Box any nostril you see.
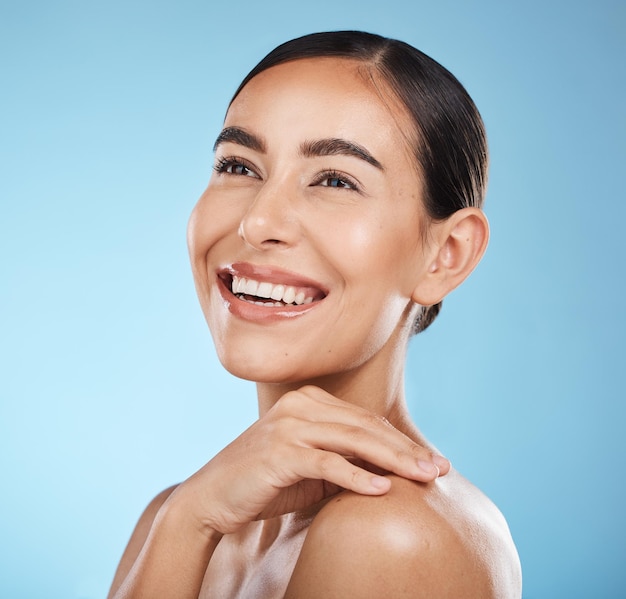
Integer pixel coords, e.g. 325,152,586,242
238,198,300,250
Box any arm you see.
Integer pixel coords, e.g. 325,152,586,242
109,486,223,599
109,387,451,598
108,486,177,598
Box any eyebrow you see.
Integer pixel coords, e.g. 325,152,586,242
213,127,266,153
213,127,384,171
300,138,384,171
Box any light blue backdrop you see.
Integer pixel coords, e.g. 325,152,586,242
1,1,624,597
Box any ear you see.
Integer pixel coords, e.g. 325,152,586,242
411,207,489,306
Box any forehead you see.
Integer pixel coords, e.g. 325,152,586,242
224,57,414,159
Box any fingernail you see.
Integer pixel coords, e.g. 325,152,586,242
432,455,450,470
370,475,390,490
418,459,439,475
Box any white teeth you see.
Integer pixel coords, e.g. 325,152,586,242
257,281,272,298
270,284,285,301
245,298,284,307
282,286,296,304
244,279,259,295
231,275,316,306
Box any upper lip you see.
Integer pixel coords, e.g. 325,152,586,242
218,262,329,298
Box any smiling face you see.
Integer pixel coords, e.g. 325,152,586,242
188,57,436,385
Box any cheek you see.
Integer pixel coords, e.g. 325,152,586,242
319,212,386,271
187,198,229,314
331,213,421,293
186,201,204,262
319,213,420,348
187,205,214,294
188,190,237,267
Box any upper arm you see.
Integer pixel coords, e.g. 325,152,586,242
285,476,509,599
107,485,179,599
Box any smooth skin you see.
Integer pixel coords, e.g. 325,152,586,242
109,57,521,598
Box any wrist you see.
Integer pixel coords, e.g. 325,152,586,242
157,483,224,549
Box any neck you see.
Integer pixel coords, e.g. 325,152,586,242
255,318,421,439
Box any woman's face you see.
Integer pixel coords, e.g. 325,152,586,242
188,57,434,384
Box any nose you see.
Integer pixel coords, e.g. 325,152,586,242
238,183,301,251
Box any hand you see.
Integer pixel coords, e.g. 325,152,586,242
171,385,450,535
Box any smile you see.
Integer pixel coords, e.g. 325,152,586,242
216,263,328,321
231,276,316,307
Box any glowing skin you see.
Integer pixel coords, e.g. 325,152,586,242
188,58,432,394
109,55,520,599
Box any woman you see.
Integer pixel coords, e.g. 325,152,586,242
109,31,522,598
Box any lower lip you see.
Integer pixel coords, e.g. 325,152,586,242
217,276,322,323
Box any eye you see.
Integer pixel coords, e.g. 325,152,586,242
314,170,360,191
214,157,259,178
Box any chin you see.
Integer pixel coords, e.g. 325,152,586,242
216,346,296,384
215,342,348,386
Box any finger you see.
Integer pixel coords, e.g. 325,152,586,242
272,387,450,478
294,449,392,495
296,421,441,482
432,454,451,476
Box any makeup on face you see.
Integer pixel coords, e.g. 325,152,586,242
187,57,428,382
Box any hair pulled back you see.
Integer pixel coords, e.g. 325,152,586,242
229,31,488,334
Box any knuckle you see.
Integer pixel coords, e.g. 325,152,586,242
393,446,408,464
364,411,389,430
404,441,418,456
379,416,394,428
347,424,368,444
410,443,429,458
274,391,301,414
350,466,362,487
274,386,321,418
395,445,418,469
315,451,337,476
299,384,319,396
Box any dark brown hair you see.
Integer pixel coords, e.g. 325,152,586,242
230,31,488,333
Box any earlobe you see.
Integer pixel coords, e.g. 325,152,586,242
411,208,489,306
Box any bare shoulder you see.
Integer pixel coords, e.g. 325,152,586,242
285,472,521,599
107,485,179,599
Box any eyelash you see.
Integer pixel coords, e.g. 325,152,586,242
214,156,360,192
312,170,360,192
214,156,258,178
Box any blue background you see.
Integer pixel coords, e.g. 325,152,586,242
1,1,624,597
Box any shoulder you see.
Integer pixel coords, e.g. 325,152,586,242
285,473,521,599
107,485,179,598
